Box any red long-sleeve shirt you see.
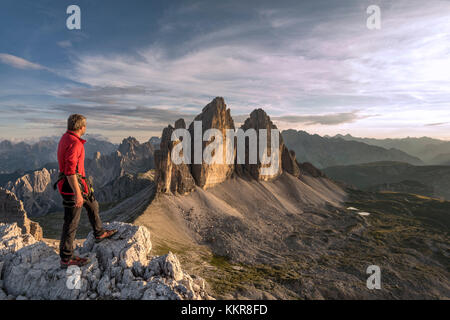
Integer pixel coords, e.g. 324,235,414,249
57,130,89,195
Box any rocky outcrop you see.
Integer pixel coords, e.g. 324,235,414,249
95,170,155,204
155,97,302,194
0,221,212,300
155,120,196,194
149,137,161,150
117,137,155,175
85,150,122,189
189,97,236,189
0,188,42,240
281,148,301,178
4,168,60,217
237,108,299,180
298,162,325,178
86,137,155,189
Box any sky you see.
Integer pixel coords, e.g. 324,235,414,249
0,0,449,143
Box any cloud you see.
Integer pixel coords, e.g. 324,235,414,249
57,40,72,48
272,111,376,125
50,103,196,125
424,122,448,127
0,53,46,70
61,0,450,119
0,104,39,114
3,0,450,141
56,85,168,104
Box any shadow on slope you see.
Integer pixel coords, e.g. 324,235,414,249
134,173,449,300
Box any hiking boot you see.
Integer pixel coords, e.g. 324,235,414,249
95,229,118,243
60,256,90,269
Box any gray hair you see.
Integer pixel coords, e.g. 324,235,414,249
67,114,86,131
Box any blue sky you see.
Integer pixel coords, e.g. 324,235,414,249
1,0,449,143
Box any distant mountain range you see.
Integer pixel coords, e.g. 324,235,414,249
0,135,118,174
4,130,448,175
323,161,450,200
0,137,156,216
282,130,424,169
331,134,450,164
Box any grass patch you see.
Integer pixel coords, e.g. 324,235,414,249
202,254,304,298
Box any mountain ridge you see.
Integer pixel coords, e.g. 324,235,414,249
281,130,424,168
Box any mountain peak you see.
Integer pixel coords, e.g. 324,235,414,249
242,108,278,131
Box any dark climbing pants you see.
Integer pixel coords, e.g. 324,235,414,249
59,194,105,260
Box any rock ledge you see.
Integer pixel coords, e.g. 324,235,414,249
0,221,212,300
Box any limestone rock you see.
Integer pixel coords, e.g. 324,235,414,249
154,98,303,195
0,288,6,300
4,168,60,217
0,188,42,240
0,221,212,300
144,252,184,281
85,137,155,189
0,223,37,256
95,172,154,203
281,147,301,178
237,109,284,181
298,162,325,178
189,97,236,189
155,119,196,195
80,221,152,276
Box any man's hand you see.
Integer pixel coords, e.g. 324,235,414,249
67,174,84,208
74,192,84,208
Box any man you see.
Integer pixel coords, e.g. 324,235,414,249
56,114,117,268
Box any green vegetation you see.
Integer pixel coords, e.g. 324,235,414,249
203,254,306,299
151,240,191,256
346,189,450,232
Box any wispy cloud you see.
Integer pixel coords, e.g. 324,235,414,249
61,1,450,121
0,53,46,70
272,111,376,125
57,40,72,48
424,122,448,127
55,85,168,104
2,0,450,142
50,103,195,126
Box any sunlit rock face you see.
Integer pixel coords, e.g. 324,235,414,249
4,168,60,217
0,187,42,240
237,108,299,181
155,119,196,195
154,97,302,194
188,97,236,189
